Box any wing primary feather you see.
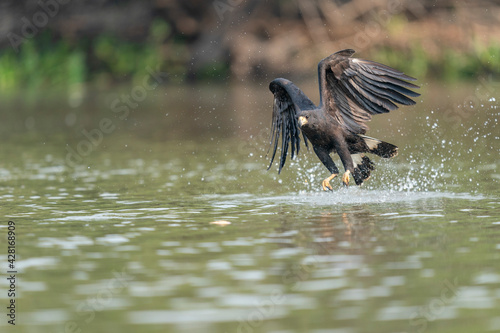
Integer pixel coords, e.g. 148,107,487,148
350,76,415,106
320,51,420,134
347,77,398,111
267,79,314,173
303,132,309,149
267,110,281,170
337,78,390,114
359,70,420,89
266,100,278,155
356,60,417,81
279,109,290,173
289,111,296,160
359,76,420,97
355,78,415,105
356,75,420,100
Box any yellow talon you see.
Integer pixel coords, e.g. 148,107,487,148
321,173,337,191
342,170,351,187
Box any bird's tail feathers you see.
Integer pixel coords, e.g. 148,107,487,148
351,154,375,185
359,135,398,158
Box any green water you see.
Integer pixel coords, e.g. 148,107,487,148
0,81,499,333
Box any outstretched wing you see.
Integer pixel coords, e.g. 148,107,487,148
321,49,420,134
268,78,315,173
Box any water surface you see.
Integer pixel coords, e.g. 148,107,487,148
0,81,499,333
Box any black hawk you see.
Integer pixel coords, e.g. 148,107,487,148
268,49,420,189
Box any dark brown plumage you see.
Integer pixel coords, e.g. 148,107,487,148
268,49,420,189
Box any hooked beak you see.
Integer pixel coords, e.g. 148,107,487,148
298,116,308,127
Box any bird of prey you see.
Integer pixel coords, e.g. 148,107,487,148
268,49,420,190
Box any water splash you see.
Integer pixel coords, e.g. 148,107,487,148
274,98,499,197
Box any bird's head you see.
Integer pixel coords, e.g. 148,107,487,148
298,111,318,129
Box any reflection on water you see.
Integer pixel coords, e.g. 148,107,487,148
0,81,499,332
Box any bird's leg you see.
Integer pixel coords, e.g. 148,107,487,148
322,173,338,191
334,138,354,187
313,146,339,191
342,170,351,187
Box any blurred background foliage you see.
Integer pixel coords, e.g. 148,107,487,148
1,0,500,93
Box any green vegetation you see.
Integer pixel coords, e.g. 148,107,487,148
0,19,187,93
1,17,500,93
0,34,84,93
372,42,500,82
